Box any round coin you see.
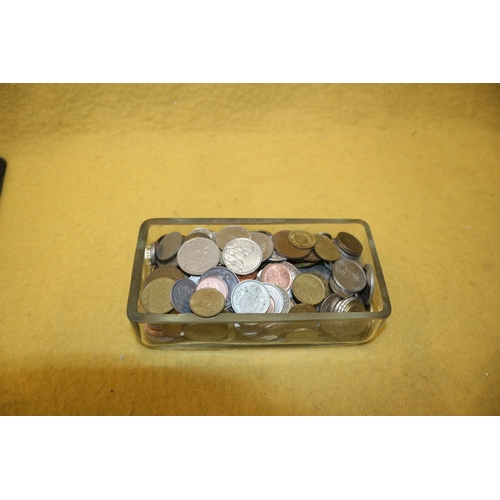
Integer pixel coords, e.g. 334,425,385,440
261,263,293,291
286,328,319,343
288,230,316,249
272,230,311,260
291,273,325,305
231,280,271,313
156,231,183,263
196,276,229,300
262,283,285,313
335,232,363,258
189,288,225,317
170,278,197,313
143,265,185,287
222,238,262,275
358,263,375,306
215,225,251,250
314,234,342,262
200,266,239,309
184,323,228,341
332,258,366,293
250,231,275,261
140,277,175,313
177,237,220,275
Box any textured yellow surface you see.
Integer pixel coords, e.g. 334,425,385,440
1,84,499,415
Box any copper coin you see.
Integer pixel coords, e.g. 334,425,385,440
196,276,229,300
261,263,293,291
272,230,311,260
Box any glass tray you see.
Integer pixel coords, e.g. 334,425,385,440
126,218,391,349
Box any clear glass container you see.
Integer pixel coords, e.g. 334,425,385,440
126,218,391,349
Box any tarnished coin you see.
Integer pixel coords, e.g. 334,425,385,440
288,230,316,249
261,263,293,291
140,277,175,313
215,225,251,250
335,297,365,313
231,280,271,313
274,285,291,313
177,237,220,275
170,278,197,313
250,231,275,261
189,288,225,317
291,273,325,305
263,283,285,313
289,303,317,328
196,276,229,300
184,323,228,341
272,230,311,260
222,238,262,275
281,261,300,282
358,263,375,306
335,232,363,258
286,328,319,343
144,323,168,338
156,231,183,263
332,258,366,293
200,266,239,309
314,234,342,262
237,270,259,281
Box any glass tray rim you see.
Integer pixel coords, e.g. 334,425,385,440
126,217,392,325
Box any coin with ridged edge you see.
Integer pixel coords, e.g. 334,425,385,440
291,273,325,305
288,230,316,249
177,237,220,275
332,258,366,293
222,238,262,275
314,234,342,262
335,232,363,258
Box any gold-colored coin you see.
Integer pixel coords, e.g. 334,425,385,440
291,273,325,305
314,234,342,262
140,277,175,313
289,303,317,328
311,273,330,300
189,288,225,317
288,230,316,249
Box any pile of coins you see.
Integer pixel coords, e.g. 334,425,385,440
140,226,375,322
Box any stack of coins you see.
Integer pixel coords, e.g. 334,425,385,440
141,226,375,328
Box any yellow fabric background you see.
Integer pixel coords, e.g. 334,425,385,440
0,83,498,415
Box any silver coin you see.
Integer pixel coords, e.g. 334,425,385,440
231,280,271,313
189,275,200,284
177,237,220,275
170,278,197,313
332,258,366,293
335,296,365,313
329,275,353,298
222,238,262,275
189,227,214,239
200,266,239,309
274,284,291,313
320,293,342,312
268,250,286,262
262,283,285,313
250,231,275,261
358,263,375,306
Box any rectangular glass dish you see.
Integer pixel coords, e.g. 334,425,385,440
126,218,391,349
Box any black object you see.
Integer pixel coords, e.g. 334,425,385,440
0,158,6,195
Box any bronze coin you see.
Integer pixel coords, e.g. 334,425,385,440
140,277,175,313
291,273,325,305
314,234,342,262
288,230,316,249
184,323,228,341
272,230,311,260
335,232,363,258
143,266,185,287
189,288,225,317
